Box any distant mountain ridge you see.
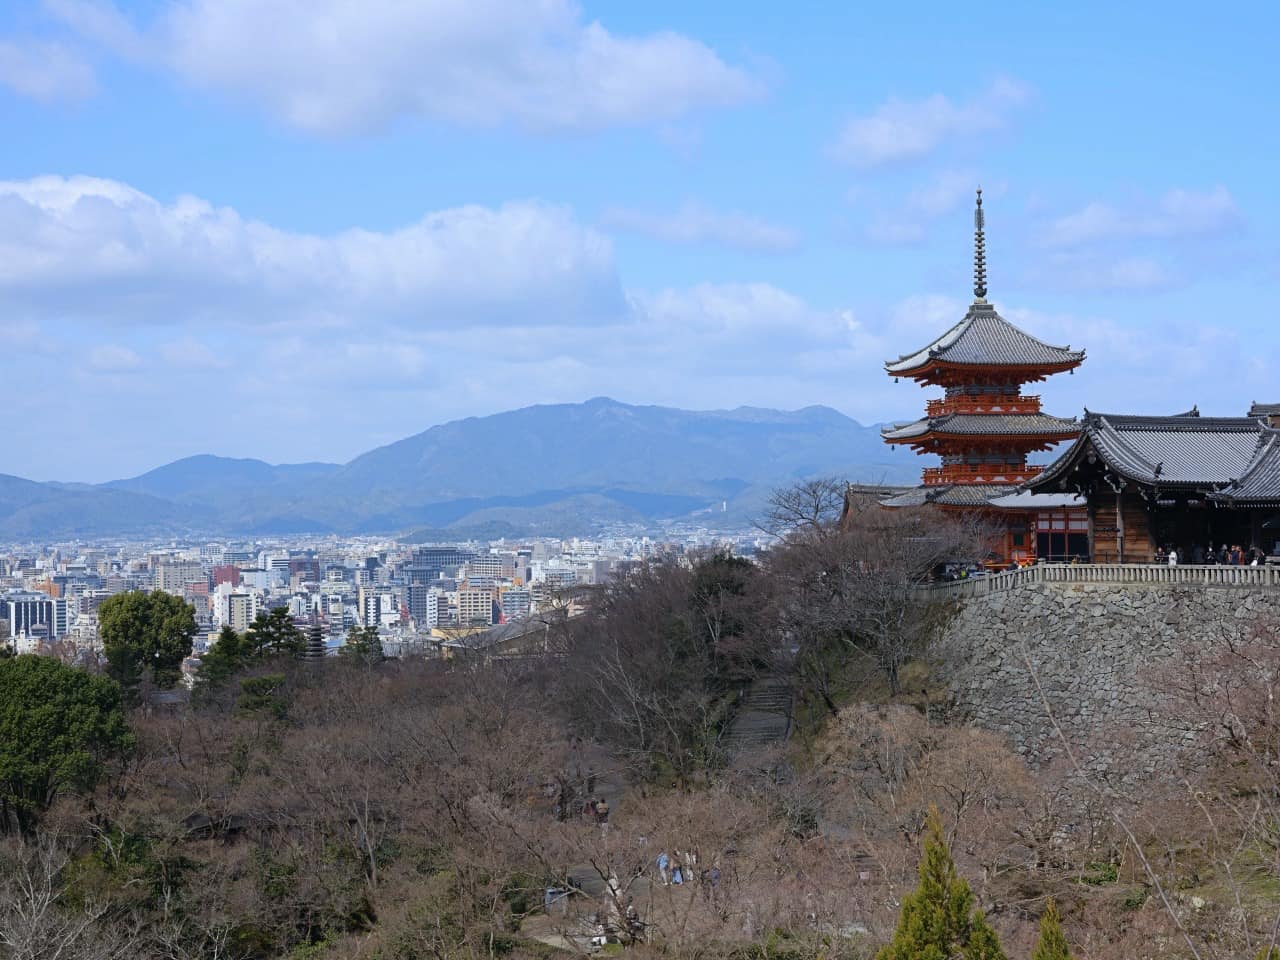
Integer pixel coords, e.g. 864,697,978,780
0,398,918,539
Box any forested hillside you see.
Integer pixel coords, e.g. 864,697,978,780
2,496,1278,959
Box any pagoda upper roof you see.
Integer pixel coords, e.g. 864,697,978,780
885,301,1085,377
882,411,1079,442
1030,411,1269,490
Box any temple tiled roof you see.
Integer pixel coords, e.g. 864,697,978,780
882,412,1079,442
885,301,1085,375
1031,412,1268,490
1250,402,1280,417
1211,430,1280,505
878,484,1017,508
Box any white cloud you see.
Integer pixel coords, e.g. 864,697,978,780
0,175,626,327
601,201,798,251
831,77,1032,168
862,218,926,247
0,38,96,103
88,343,141,371
48,0,762,135
906,171,1003,219
1027,253,1177,293
159,337,228,369
1043,186,1241,247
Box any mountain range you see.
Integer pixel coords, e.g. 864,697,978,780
0,398,919,539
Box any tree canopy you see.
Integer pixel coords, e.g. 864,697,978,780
341,624,383,664
876,808,1006,960
244,607,305,659
99,590,197,694
1032,899,1073,960
0,655,134,835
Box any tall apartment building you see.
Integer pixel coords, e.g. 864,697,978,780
155,560,205,595
465,555,516,579
407,583,441,628
499,589,531,622
0,591,56,639
213,586,260,632
456,589,495,626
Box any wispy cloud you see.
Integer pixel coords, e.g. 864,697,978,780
601,201,799,252
45,0,764,136
831,77,1032,168
1043,186,1241,247
88,343,142,372
0,38,95,103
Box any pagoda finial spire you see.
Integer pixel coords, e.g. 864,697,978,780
973,187,988,302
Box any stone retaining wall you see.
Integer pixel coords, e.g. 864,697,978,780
938,582,1280,777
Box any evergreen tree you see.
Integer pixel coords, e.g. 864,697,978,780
875,809,1006,960
0,655,134,835
244,607,305,658
195,625,247,692
99,590,198,696
1031,899,1072,960
341,624,383,665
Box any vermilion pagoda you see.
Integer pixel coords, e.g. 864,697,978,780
880,190,1089,564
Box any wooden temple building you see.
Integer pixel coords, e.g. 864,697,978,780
1025,409,1280,561
879,190,1088,564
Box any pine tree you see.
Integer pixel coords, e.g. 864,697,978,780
341,624,383,665
875,808,1006,960
1031,899,1072,960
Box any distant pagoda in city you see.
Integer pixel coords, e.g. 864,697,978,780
880,190,1087,564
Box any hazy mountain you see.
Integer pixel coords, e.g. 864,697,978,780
107,455,340,502
0,474,210,540
0,398,917,538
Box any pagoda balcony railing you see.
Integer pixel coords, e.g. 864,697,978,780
926,395,1042,417
922,464,1043,486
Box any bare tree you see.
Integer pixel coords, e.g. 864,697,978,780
758,477,847,539
768,501,988,701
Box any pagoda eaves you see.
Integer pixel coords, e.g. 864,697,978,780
885,301,1084,386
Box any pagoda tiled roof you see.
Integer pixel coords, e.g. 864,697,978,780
1210,429,1280,506
1031,411,1268,490
881,412,1079,442
885,301,1084,375
879,484,1017,508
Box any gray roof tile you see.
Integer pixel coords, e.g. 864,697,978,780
879,484,1017,508
885,301,1085,375
1032,412,1267,489
1211,430,1280,504
882,412,1079,441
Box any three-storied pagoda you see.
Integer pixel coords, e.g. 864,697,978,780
880,190,1088,564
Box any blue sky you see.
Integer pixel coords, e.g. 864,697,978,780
0,0,1276,481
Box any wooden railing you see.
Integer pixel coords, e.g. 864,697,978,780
920,562,1280,599
922,464,1043,486
926,395,1043,417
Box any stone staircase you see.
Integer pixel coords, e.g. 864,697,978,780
722,677,793,758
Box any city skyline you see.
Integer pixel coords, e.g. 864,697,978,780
2,2,1278,480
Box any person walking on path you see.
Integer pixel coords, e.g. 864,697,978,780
656,851,670,885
